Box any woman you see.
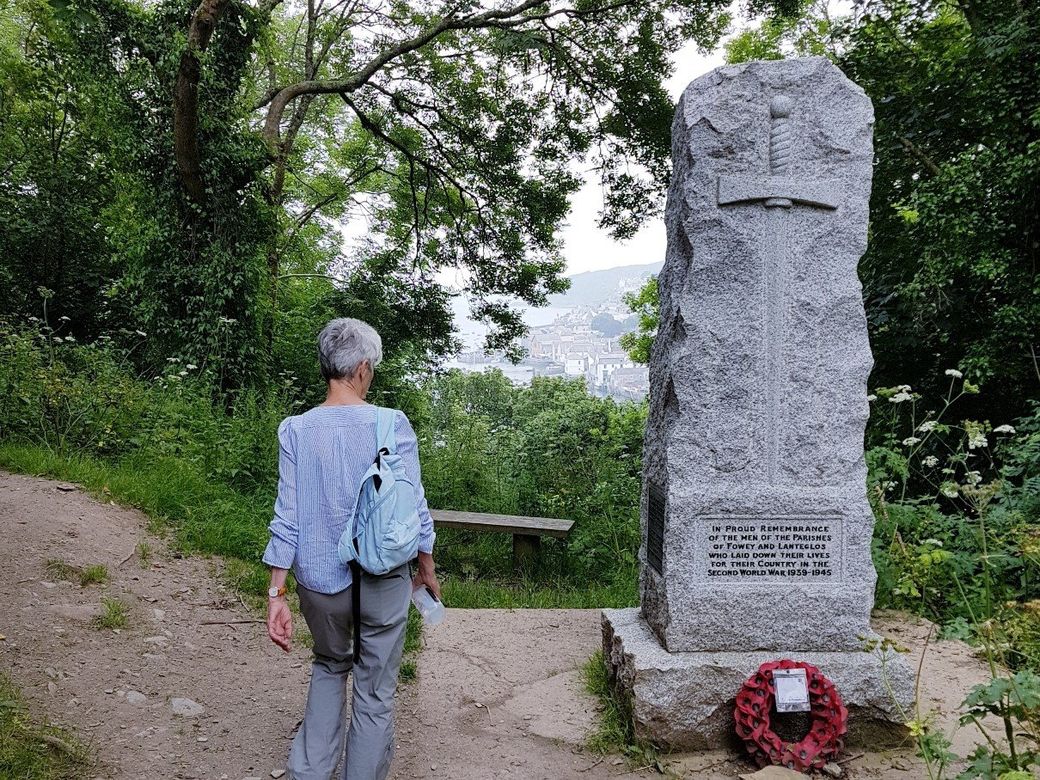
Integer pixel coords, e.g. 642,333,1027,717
263,317,440,780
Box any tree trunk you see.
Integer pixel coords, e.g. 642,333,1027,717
173,0,231,202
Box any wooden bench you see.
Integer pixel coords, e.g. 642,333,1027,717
430,509,574,571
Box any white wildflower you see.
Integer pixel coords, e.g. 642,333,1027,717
965,471,982,486
945,369,963,379
178,370,188,377
166,357,180,363
917,420,938,433
59,315,71,322
186,364,198,371
902,436,922,446
968,432,988,450
922,456,939,467
993,424,1016,434
889,391,913,404
940,483,959,498
866,394,877,402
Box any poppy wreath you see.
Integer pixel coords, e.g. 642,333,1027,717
733,660,848,772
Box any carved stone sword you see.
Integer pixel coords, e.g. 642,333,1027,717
716,96,841,484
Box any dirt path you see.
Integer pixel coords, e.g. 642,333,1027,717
0,472,635,779
0,471,314,779
0,471,998,779
395,608,639,779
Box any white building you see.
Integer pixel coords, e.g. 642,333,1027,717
564,356,589,377
595,351,634,385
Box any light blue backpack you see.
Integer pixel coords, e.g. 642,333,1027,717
337,406,422,575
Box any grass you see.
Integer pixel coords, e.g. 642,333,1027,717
78,565,107,586
581,651,664,771
0,673,91,778
444,576,636,609
581,650,634,753
43,559,78,582
398,607,423,683
436,528,639,609
91,597,129,630
44,560,107,587
398,659,417,682
136,541,152,565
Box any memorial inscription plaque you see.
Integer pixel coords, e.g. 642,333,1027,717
699,517,841,581
646,482,666,575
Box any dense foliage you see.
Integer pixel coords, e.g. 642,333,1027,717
618,275,657,364
0,0,744,379
843,0,1040,425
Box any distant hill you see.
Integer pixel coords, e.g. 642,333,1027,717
549,261,663,308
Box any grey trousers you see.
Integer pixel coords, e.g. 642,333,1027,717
288,565,411,780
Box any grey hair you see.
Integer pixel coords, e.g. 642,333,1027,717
317,318,383,382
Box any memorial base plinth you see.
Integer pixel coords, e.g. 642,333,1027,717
602,608,914,751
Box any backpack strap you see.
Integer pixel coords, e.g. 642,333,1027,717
375,407,398,456
350,560,362,664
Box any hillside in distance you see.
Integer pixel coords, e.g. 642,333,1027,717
548,261,662,309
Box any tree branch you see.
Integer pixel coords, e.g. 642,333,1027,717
340,94,476,206
898,135,941,177
262,0,548,148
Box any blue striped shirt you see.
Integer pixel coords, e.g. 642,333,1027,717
261,404,436,594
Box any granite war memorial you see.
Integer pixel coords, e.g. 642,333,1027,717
602,57,915,752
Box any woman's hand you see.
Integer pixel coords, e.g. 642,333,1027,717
267,597,293,652
412,551,442,602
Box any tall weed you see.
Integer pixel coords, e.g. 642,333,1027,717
868,377,1040,777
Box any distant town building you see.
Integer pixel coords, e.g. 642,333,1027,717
450,303,649,400
608,366,650,401
594,351,634,386
564,356,588,377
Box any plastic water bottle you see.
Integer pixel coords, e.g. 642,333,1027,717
411,585,445,625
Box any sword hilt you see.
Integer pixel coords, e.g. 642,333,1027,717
766,96,794,209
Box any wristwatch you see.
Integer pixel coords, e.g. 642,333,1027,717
268,585,287,599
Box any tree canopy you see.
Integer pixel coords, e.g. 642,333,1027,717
1,0,743,382
840,0,1039,420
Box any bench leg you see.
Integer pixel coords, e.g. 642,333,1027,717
513,533,541,572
